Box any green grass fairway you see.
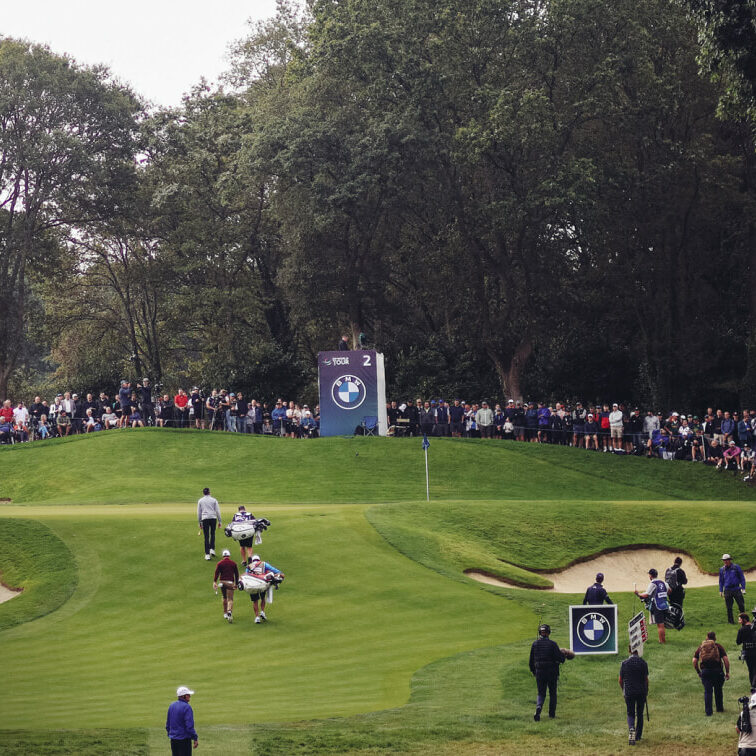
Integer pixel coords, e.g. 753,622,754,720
0,432,754,754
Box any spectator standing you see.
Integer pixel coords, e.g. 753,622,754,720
476,401,494,439
692,631,730,716
737,612,756,688
720,554,747,624
138,379,155,426
174,389,189,429
722,411,736,443
628,408,644,451
190,388,204,430
118,381,131,428
449,399,464,438
609,403,624,451
619,646,649,745
197,487,222,561
338,334,350,351
436,399,450,436
165,686,198,754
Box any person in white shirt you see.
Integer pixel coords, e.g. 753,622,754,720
609,403,625,451
13,402,29,429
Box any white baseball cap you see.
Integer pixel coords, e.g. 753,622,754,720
722,553,732,560
177,686,194,696
250,555,261,563
222,549,231,557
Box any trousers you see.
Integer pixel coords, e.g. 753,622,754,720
535,672,558,716
700,668,724,715
202,518,217,555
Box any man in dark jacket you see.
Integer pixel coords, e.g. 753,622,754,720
529,624,565,720
166,686,198,754
693,631,730,716
619,646,649,745
737,612,756,688
583,573,613,605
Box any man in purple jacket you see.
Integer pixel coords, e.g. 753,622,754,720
166,685,198,754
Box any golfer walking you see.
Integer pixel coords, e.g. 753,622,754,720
619,645,649,745
197,488,222,561
166,685,198,754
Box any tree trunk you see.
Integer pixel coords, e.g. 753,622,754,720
487,336,533,401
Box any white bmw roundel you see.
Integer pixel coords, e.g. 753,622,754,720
331,375,366,410
577,613,610,647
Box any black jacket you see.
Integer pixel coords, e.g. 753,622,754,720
529,636,565,676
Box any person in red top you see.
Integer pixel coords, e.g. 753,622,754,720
213,549,239,623
174,388,189,429
0,400,14,423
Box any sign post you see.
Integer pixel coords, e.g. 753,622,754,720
628,611,648,656
569,605,619,655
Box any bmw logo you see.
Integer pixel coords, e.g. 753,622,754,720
577,613,610,648
331,374,366,410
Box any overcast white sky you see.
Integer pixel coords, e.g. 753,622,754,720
2,0,278,107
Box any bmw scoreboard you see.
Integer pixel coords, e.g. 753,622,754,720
569,605,618,655
317,350,388,436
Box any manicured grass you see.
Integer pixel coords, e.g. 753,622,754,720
0,430,753,505
0,505,529,729
0,518,77,632
367,499,756,587
0,431,752,754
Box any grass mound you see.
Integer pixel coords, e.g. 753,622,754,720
367,499,756,588
1,430,753,505
0,518,77,632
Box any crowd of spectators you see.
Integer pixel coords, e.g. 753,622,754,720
387,398,756,479
1,383,754,480
0,380,321,443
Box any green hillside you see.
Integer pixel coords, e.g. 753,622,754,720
1,428,752,505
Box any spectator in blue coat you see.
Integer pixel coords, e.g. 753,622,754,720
166,685,198,754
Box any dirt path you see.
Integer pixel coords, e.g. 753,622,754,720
467,547,756,593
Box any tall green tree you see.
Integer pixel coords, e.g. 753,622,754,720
0,38,141,398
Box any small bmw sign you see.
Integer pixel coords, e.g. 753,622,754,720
569,605,618,655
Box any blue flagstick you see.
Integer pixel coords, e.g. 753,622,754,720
422,434,430,501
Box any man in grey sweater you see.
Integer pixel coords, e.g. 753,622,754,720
197,487,222,561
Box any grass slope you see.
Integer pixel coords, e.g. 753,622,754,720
367,499,756,588
0,518,77,631
0,430,753,505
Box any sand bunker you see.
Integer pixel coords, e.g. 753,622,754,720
0,583,21,604
467,547,756,593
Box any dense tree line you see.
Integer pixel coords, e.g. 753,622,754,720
2,0,755,408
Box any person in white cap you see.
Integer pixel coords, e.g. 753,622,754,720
166,685,198,754
245,555,284,624
719,554,746,624
213,549,239,623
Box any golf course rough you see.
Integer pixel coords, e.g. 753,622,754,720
0,431,753,755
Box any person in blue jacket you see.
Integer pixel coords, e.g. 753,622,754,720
166,685,198,754
719,553,746,624
584,573,613,605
